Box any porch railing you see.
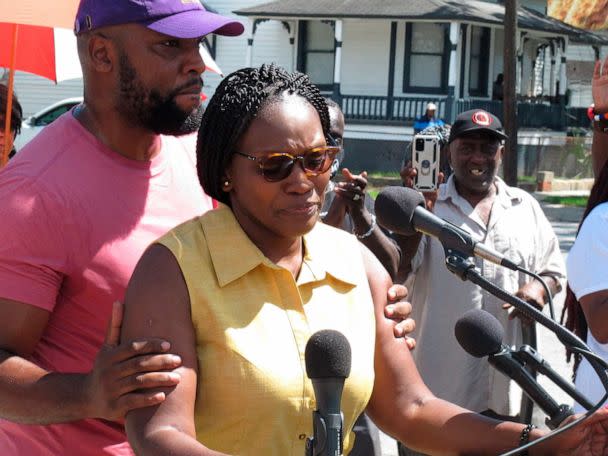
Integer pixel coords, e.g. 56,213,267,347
455,99,569,130
337,94,590,131
340,95,447,122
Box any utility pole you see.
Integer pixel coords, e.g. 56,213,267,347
503,0,518,186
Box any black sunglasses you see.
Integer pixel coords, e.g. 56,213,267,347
234,146,341,182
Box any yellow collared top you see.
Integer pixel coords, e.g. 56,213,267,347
157,204,376,455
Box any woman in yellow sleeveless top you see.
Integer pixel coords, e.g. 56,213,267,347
121,65,608,455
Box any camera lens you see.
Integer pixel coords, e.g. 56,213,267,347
415,138,425,151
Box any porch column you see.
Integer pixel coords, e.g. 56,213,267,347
558,38,568,105
549,41,556,100
463,25,471,99
487,28,496,98
457,24,467,100
533,44,547,97
446,22,459,122
290,21,298,72
516,34,526,96
387,22,397,120
333,19,343,102
245,21,255,67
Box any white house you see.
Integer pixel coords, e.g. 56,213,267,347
211,0,608,172
7,0,607,174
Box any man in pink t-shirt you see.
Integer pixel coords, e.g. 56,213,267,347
0,1,244,454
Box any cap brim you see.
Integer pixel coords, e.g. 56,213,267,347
146,10,244,39
449,127,508,143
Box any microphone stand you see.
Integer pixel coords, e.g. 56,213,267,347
489,346,574,429
305,410,344,456
515,345,594,411
443,249,608,406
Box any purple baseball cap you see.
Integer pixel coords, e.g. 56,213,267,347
74,0,244,38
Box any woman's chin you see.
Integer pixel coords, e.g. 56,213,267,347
284,217,319,239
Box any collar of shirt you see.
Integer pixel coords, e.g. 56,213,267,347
203,204,359,288
439,175,522,209
438,175,523,231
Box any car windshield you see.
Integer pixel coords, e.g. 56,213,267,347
34,103,79,126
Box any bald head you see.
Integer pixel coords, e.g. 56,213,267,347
326,100,345,143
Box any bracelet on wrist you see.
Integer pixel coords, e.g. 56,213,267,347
587,103,608,133
518,423,537,455
356,214,376,239
588,103,608,122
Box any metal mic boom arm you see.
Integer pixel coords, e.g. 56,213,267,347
443,251,608,402
489,348,573,429
515,345,594,411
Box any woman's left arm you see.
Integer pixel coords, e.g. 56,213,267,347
121,244,229,456
360,243,608,455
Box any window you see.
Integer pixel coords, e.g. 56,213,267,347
297,21,335,90
403,23,450,93
468,26,491,97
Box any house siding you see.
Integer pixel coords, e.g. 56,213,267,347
204,0,294,96
9,72,82,117
341,20,391,96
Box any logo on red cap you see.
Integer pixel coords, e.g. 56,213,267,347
471,111,492,127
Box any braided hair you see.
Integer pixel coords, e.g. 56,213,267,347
197,64,331,206
561,160,608,379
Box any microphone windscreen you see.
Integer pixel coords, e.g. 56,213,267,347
454,309,504,358
375,186,425,236
305,329,352,379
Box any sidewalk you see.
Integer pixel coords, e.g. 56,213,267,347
377,192,587,455
526,194,584,428
535,192,586,253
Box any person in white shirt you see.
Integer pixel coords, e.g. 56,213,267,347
396,110,565,454
562,56,608,412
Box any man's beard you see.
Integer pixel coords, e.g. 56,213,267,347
117,53,203,136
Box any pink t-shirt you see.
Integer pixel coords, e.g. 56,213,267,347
0,112,212,455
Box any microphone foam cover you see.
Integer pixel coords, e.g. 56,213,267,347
305,329,352,379
454,309,504,358
375,186,425,236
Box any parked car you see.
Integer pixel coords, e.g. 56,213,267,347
14,97,82,150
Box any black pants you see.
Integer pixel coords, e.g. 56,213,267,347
349,413,381,456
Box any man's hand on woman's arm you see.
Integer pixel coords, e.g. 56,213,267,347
0,298,181,424
385,284,416,350
123,244,228,456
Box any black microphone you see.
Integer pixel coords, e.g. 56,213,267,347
375,186,519,270
305,329,352,456
455,309,574,429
